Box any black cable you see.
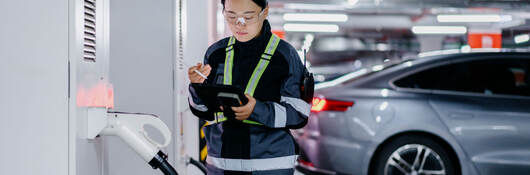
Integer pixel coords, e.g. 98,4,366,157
148,151,208,175
158,159,178,175
149,151,179,175
188,157,207,174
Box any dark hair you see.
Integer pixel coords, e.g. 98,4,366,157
221,0,268,10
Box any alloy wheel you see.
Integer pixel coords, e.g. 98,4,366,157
384,144,446,175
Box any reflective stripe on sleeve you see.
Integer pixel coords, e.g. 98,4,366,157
206,155,298,171
281,96,311,117
273,103,287,128
188,97,208,112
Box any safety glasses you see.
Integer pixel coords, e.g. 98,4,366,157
223,10,264,25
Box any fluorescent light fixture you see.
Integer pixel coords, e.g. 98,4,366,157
284,23,339,33
515,34,530,44
284,3,346,10
283,13,348,22
412,26,467,34
301,34,314,54
437,14,512,23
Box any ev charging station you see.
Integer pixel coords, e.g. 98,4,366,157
0,0,216,174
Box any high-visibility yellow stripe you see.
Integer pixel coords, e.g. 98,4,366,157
242,120,263,125
206,113,263,126
244,35,280,96
224,37,236,85
217,34,280,126
244,59,270,96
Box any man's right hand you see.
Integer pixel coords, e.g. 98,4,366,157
188,63,211,83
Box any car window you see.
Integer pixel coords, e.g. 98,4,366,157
394,58,530,97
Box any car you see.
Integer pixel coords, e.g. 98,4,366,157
294,52,530,175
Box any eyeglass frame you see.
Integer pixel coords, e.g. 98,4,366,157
223,9,265,25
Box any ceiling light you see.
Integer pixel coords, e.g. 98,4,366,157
283,13,348,22
284,3,346,10
412,26,467,34
437,14,512,23
514,34,529,44
284,24,339,33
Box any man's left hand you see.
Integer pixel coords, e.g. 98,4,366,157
232,94,256,121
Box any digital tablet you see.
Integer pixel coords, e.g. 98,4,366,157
191,83,249,112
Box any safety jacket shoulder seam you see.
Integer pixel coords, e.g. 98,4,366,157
276,41,300,64
205,37,231,58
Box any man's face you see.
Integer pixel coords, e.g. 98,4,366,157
224,0,268,42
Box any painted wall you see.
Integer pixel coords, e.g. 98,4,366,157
0,0,69,174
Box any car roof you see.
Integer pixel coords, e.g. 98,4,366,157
316,51,530,91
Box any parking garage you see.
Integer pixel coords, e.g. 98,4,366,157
1,0,529,175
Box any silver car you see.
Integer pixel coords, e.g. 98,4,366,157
295,52,530,175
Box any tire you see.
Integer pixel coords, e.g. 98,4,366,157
371,135,459,175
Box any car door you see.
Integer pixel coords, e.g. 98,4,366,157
394,55,530,175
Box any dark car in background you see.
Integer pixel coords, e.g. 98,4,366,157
295,52,530,175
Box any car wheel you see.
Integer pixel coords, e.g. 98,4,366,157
372,135,458,175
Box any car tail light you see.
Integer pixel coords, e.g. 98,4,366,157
298,159,315,168
311,97,354,112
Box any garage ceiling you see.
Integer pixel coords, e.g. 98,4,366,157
267,0,530,32
260,0,530,66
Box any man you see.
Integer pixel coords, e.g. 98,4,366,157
187,0,311,174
